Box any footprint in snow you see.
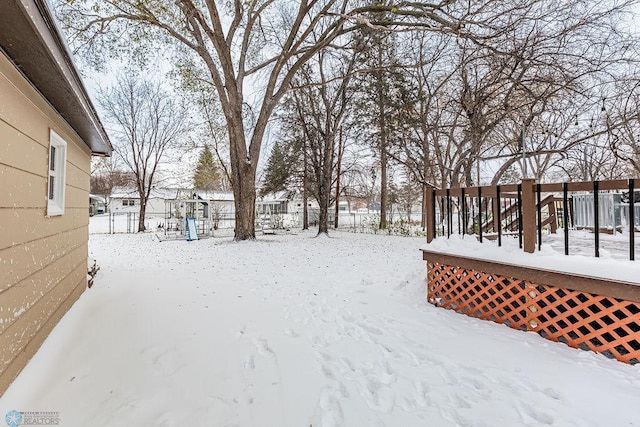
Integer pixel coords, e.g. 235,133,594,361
339,357,357,374
318,386,345,427
461,375,486,391
358,377,395,413
360,279,374,287
357,322,383,336
340,312,356,323
282,307,290,319
284,328,299,337
372,360,396,386
252,338,274,357
320,352,334,362
440,407,488,427
543,387,562,400
452,393,472,409
311,335,328,348
414,380,431,408
403,350,421,367
244,354,255,370
321,364,336,380
399,396,417,411
515,400,554,425
438,367,460,386
394,281,409,291
236,325,246,340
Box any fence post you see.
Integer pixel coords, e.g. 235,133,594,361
425,185,435,243
521,178,536,253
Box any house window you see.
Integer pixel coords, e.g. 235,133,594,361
122,199,135,206
47,130,67,216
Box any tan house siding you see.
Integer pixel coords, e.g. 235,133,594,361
0,50,92,394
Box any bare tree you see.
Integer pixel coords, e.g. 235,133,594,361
55,0,523,240
56,0,640,238
340,161,379,213
187,82,233,191
90,157,135,212
384,0,638,188
99,74,189,232
286,46,357,235
608,80,640,177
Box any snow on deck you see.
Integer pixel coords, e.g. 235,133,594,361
424,232,639,284
1,229,639,426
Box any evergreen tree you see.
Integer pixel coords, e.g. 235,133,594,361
353,26,415,230
260,140,298,197
193,145,219,192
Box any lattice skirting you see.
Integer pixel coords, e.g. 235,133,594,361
427,262,640,364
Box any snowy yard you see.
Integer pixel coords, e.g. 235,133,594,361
1,225,640,426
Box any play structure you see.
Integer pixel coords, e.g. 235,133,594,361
159,198,215,241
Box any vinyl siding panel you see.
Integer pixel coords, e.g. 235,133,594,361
0,165,47,208
0,261,86,358
0,208,88,251
0,273,86,394
0,120,47,177
0,50,92,394
0,227,87,293
0,244,87,334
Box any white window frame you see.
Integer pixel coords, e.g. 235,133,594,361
47,130,67,216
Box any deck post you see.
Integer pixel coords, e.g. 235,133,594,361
521,178,536,253
493,186,502,246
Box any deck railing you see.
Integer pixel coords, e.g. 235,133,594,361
424,178,638,260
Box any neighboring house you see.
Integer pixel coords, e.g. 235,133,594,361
109,187,182,216
193,190,236,219
257,190,320,216
109,188,236,220
89,194,106,216
257,191,320,227
0,0,112,394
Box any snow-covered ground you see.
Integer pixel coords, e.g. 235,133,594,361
1,223,640,426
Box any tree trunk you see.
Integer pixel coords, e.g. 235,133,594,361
377,44,388,230
138,196,146,232
421,135,430,229
317,136,333,236
334,128,343,228
303,139,309,230
225,100,259,240
380,134,388,229
317,184,330,235
421,186,426,230
232,162,257,240
465,158,474,187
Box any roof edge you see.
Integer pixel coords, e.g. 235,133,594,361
35,0,112,155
